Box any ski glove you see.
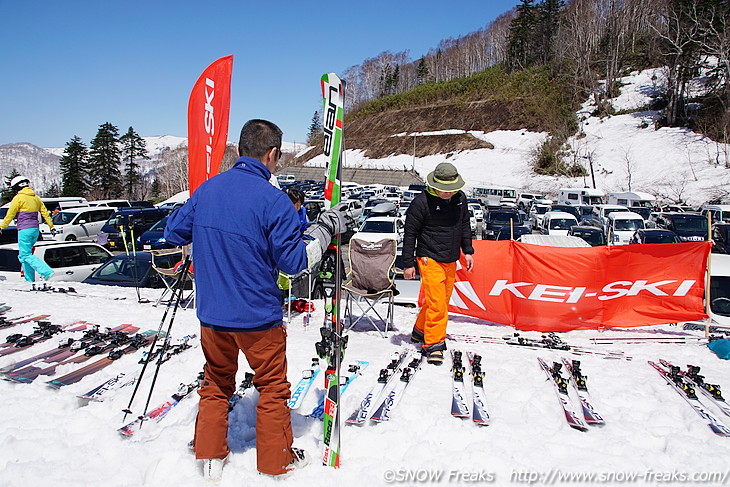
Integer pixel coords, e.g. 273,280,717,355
317,207,348,235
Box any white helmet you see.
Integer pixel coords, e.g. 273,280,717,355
10,175,29,189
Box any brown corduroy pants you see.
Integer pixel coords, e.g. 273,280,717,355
193,325,295,476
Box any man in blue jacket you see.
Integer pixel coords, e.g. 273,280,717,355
165,119,310,480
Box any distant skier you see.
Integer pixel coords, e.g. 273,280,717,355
0,176,56,281
402,162,474,365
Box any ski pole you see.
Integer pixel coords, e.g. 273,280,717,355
129,225,148,304
122,255,191,421
136,255,192,425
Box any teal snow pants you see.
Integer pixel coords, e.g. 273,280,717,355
17,227,54,282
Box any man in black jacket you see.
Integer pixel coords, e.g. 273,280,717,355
402,162,474,365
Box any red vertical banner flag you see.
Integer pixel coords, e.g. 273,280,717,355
187,55,233,195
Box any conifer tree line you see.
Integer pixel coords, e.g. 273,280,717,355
59,123,153,200
341,0,730,140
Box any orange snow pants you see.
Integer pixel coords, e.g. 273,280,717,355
194,325,295,476
413,257,456,351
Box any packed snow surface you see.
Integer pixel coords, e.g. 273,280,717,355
0,280,729,486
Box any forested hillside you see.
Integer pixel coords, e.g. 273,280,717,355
298,0,730,170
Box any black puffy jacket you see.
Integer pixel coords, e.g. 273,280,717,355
402,190,474,268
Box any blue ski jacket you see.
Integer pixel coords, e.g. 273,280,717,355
164,156,308,331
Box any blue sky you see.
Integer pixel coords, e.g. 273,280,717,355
0,1,520,149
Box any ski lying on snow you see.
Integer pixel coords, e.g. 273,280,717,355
0,320,86,356
6,325,139,383
658,360,730,419
648,361,730,437
46,330,158,389
119,371,206,437
346,349,410,425
537,357,588,432
450,350,470,418
370,354,424,423
561,358,605,425
288,358,320,409
466,352,490,426
0,314,51,329
79,334,197,402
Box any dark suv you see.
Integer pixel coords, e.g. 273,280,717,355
98,208,167,251
651,212,708,242
483,209,522,240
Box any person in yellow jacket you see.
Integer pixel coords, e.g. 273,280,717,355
0,176,56,281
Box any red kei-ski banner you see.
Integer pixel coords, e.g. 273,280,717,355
420,240,711,332
187,55,233,195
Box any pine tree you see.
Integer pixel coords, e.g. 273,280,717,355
306,111,322,145
507,0,537,70
88,122,123,199
59,135,90,197
1,169,21,204
416,57,430,85
46,182,61,197
120,126,149,200
150,178,161,199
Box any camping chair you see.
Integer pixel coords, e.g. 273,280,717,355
150,248,195,309
343,237,398,338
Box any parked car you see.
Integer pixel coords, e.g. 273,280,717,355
529,204,551,230
540,211,579,236
712,223,730,254
84,251,179,288
606,211,645,245
88,199,132,208
352,216,405,246
0,241,112,282
629,228,681,244
651,212,709,242
550,204,582,222
0,225,20,245
136,216,172,250
483,209,522,239
39,207,115,242
496,226,532,241
567,225,607,246
468,203,484,223
97,208,167,251
588,204,629,233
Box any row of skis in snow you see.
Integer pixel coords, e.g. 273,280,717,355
288,348,424,424
0,313,196,390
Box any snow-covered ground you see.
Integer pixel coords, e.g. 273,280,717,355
305,67,730,207
1,280,729,486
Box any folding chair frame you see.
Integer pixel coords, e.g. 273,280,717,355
342,238,398,338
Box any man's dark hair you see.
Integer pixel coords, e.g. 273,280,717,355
238,119,283,160
286,188,305,205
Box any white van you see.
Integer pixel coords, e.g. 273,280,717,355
608,191,656,209
471,185,517,207
701,204,730,224
276,174,296,184
558,187,605,206
40,206,115,242
540,211,578,236
607,211,645,245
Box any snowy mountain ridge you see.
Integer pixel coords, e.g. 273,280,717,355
0,137,306,192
